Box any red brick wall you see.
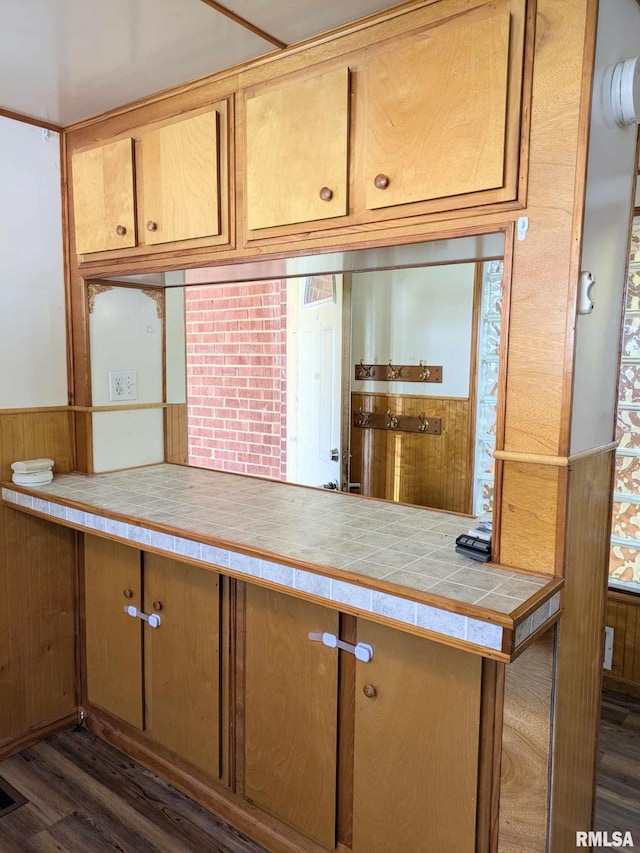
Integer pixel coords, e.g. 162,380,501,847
185,279,287,479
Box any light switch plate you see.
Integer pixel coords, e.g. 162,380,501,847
603,626,614,671
108,370,138,402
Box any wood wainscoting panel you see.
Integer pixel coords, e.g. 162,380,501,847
604,592,640,697
0,410,76,746
550,449,616,849
498,631,555,853
550,451,615,851
164,404,188,464
350,393,471,513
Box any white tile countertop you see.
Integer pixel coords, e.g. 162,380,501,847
1,463,562,661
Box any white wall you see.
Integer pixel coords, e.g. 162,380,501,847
165,286,186,404
351,264,476,397
0,116,67,407
571,0,640,452
89,285,164,471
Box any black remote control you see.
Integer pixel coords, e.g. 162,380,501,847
455,534,492,555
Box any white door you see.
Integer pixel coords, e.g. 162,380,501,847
287,275,342,488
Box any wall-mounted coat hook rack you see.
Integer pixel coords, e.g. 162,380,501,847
354,361,442,383
352,410,442,435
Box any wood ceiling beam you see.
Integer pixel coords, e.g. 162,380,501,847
199,0,287,49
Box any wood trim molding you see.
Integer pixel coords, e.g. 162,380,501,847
71,403,168,413
0,711,78,762
0,406,72,415
608,589,640,607
61,0,459,134
0,107,63,133
493,441,618,468
198,0,287,49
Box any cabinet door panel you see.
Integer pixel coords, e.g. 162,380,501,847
244,585,339,848
140,111,220,245
72,139,136,254
143,553,220,778
246,68,349,230
364,11,511,210
353,619,482,853
84,535,143,728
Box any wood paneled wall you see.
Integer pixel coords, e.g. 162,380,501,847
498,632,555,853
164,404,188,465
604,591,640,697
0,410,77,752
350,392,472,514
550,449,615,850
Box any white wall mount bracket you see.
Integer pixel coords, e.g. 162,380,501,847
517,216,529,241
578,270,596,315
611,57,640,127
123,604,161,628
308,631,373,663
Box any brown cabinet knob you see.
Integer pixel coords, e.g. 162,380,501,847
123,589,134,599
146,220,158,232
152,601,163,612
363,683,377,699
374,174,390,190
115,224,127,236
319,187,333,201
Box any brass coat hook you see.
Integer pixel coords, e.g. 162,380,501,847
359,359,373,379
419,360,431,381
387,360,400,380
386,410,399,429
356,407,371,427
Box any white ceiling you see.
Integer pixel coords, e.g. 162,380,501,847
0,0,400,127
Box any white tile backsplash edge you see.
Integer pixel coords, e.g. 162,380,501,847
2,486,562,657
514,592,562,647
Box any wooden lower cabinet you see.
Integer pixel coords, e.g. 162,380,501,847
143,553,221,777
242,585,485,852
84,549,490,851
244,584,340,848
83,536,221,778
84,536,143,729
352,619,483,853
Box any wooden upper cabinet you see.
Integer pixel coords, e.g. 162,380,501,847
139,111,220,245
71,107,225,256
245,67,350,230
363,10,512,211
71,139,136,254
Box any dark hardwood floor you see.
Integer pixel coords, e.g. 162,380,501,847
0,730,266,852
594,690,640,847
0,690,638,852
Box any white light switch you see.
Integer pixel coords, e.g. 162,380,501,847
108,370,138,402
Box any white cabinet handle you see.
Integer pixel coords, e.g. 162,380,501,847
123,604,162,629
308,631,373,663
